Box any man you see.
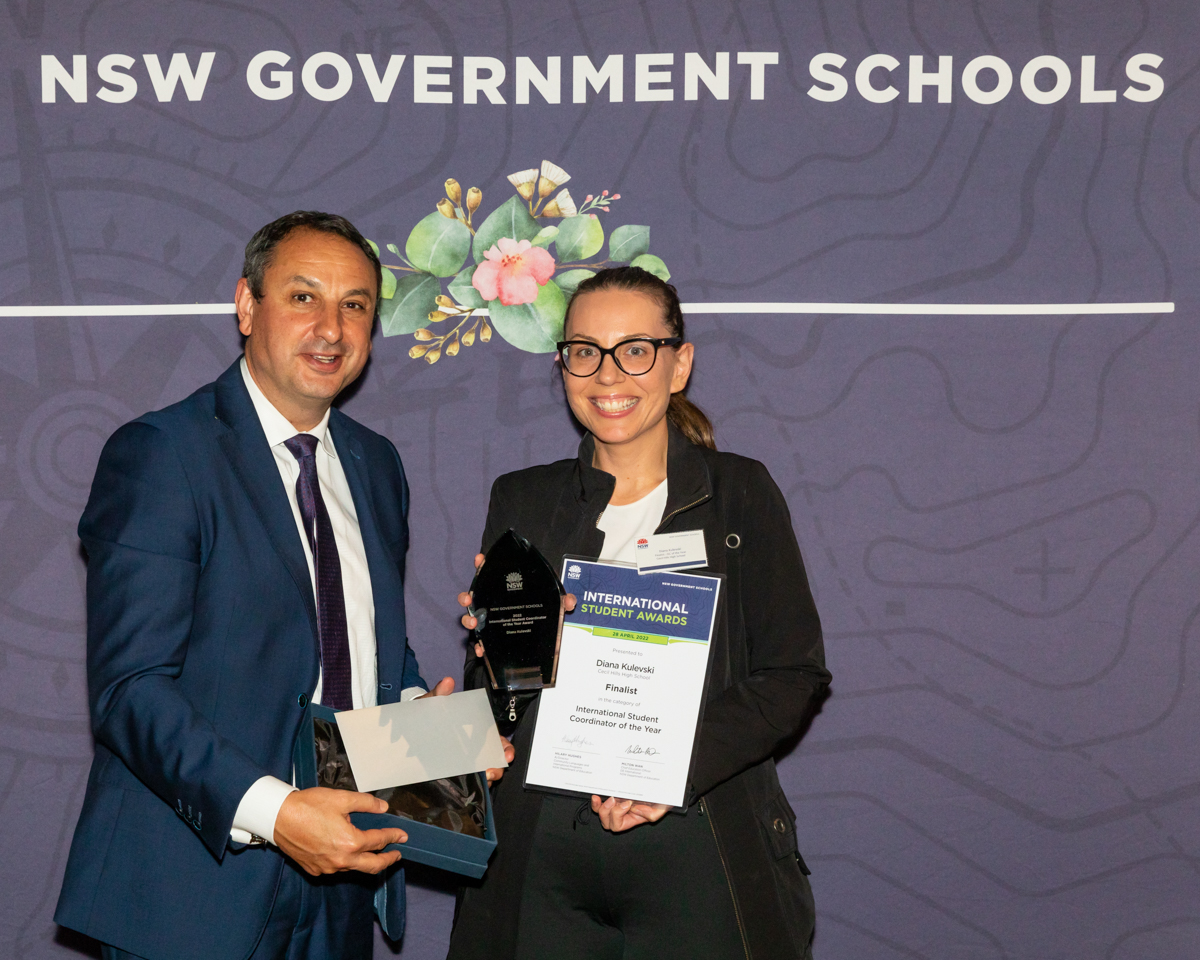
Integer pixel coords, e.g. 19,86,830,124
55,212,498,959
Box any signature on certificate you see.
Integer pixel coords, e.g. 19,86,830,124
624,744,660,757
560,734,594,748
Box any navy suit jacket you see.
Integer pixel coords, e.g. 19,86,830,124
55,359,424,958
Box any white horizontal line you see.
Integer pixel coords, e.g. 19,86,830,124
681,302,1175,315
0,303,237,317
0,301,1175,318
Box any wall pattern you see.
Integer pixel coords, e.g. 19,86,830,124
2,1,1198,957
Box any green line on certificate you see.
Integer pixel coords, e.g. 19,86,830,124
585,626,708,645
593,627,669,644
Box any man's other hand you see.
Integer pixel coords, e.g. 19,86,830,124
417,676,455,698
488,736,515,783
416,675,515,782
273,787,407,876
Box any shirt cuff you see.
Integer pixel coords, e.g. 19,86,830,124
399,686,426,701
230,775,297,845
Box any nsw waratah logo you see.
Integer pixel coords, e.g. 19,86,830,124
505,571,523,591
636,538,649,549
567,564,582,580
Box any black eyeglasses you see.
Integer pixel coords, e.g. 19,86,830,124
557,337,682,377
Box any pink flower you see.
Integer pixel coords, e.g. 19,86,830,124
473,237,555,306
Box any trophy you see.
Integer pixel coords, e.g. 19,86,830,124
469,530,566,690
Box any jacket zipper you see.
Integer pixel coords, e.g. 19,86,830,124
700,796,751,960
656,492,710,533
507,696,517,723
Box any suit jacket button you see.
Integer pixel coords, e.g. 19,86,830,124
297,693,308,707
773,817,787,834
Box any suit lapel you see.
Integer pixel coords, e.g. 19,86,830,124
332,418,404,656
213,362,319,644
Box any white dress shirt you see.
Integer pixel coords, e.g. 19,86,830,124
230,357,423,845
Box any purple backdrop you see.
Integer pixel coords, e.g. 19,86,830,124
3,1,1199,957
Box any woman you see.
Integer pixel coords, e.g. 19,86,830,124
447,267,830,960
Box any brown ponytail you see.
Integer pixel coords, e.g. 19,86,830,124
567,266,717,450
667,392,716,449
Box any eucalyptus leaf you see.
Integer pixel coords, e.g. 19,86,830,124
405,212,471,277
553,268,595,299
448,264,486,309
473,195,540,263
630,253,671,282
387,243,402,257
488,280,566,353
554,215,604,264
607,224,650,262
366,238,381,257
379,272,441,336
532,225,559,249
380,266,398,300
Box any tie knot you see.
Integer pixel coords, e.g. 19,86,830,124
284,433,320,461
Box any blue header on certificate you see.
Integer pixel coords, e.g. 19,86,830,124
561,558,720,645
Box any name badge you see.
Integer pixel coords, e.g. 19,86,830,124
635,529,708,574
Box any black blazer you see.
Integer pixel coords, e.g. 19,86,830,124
55,360,424,958
449,425,831,960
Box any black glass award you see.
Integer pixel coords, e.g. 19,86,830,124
469,529,566,691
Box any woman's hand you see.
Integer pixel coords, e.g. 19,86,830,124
459,553,576,658
590,795,670,832
458,554,487,653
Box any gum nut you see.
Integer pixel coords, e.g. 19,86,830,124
414,328,434,341
462,329,476,346
444,178,462,204
425,347,442,364
409,344,430,359
437,198,456,218
466,187,483,211
446,339,460,356
480,320,492,342
436,294,453,308
428,310,449,322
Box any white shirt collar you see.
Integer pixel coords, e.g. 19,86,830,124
240,355,337,457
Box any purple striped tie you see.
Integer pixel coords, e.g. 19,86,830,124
284,434,352,711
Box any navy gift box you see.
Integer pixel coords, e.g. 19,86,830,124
293,702,498,878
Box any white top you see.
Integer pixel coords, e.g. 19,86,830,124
597,479,668,564
230,357,423,845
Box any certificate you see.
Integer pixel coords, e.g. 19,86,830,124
523,557,721,808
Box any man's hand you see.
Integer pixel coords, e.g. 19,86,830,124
590,795,670,833
459,553,576,658
489,736,516,783
273,787,407,876
417,676,456,698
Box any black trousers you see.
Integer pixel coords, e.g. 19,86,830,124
514,795,746,960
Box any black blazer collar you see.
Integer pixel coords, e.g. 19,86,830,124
573,423,712,526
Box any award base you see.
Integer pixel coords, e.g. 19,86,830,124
500,665,546,690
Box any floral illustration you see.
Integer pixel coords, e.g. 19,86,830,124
474,237,555,306
368,160,670,363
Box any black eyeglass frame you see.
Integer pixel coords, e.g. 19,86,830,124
556,336,683,377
